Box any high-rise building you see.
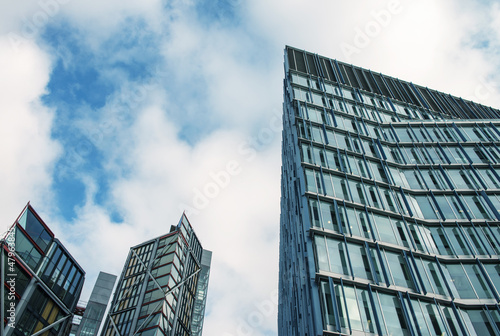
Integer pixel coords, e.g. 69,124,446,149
1,203,85,336
279,46,500,336
71,272,117,336
101,213,211,336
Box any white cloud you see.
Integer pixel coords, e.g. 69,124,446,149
0,37,60,233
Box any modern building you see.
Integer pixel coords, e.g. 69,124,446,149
279,46,500,336
1,203,85,336
70,272,117,336
100,213,211,336
190,250,212,336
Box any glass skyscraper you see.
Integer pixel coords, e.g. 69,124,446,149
73,271,117,336
1,203,85,336
101,213,211,336
279,46,500,336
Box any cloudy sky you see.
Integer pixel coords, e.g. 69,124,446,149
1,0,500,334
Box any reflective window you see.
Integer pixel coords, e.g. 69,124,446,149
461,195,494,219
461,309,499,336
446,264,477,299
382,251,414,289
376,292,410,335
477,168,500,189
484,264,500,298
414,195,439,219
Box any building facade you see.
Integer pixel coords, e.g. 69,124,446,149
1,203,85,336
71,272,117,336
100,214,211,336
279,46,500,336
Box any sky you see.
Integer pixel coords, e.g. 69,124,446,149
1,0,500,335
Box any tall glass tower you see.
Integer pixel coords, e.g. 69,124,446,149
279,46,500,336
1,203,85,336
100,213,211,336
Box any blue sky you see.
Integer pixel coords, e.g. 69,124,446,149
1,0,500,335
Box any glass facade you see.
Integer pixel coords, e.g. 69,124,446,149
74,272,117,336
1,204,85,336
279,46,500,336
100,214,211,336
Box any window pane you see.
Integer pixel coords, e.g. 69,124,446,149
463,264,494,299
484,264,500,295
326,237,350,275
377,292,410,335
344,286,363,331
444,227,471,256
348,243,372,280
356,288,376,333
372,214,398,245
415,196,439,219
446,264,476,299
314,236,329,272
464,310,497,336
384,251,414,289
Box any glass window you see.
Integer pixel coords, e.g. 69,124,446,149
462,309,498,336
312,126,324,143
348,243,373,280
415,196,439,219
349,180,367,205
421,169,447,190
434,195,461,220
305,169,317,193
335,283,349,330
394,128,414,142
383,251,414,289
477,168,500,189
332,175,349,200
481,225,500,254
343,207,360,237
429,227,454,255
446,146,468,164
393,219,411,248
420,301,448,335
314,235,329,272
310,199,321,228
356,287,376,333
440,306,461,335
444,227,471,255
376,292,410,335
15,227,42,271
344,286,364,331
408,299,433,336
467,146,490,163
463,264,494,299
17,208,52,253
325,149,342,171
313,147,327,167
389,167,409,188
446,264,476,299
319,281,336,331
326,237,350,275
448,169,481,190
440,126,460,142
323,173,334,197
367,185,382,209
404,170,426,190
320,200,338,232
381,187,398,212
483,264,500,295
463,226,491,255
302,144,312,164
461,195,494,219
372,213,398,245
